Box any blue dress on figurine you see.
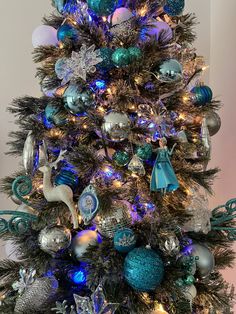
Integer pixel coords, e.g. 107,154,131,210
150,143,179,193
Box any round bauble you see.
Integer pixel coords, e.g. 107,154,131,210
55,167,79,192
164,0,185,16
98,47,114,70
45,103,68,126
180,284,197,302
57,24,78,42
191,85,213,105
135,143,152,160
185,243,215,277
63,84,94,115
124,247,164,292
87,0,117,16
95,200,132,238
32,25,58,48
112,48,131,67
72,230,100,260
205,111,221,136
157,59,183,83
109,7,133,26
102,111,131,142
140,20,173,45
38,225,71,256
112,150,130,166
127,47,142,61
114,228,136,253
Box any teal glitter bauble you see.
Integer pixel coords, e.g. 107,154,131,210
128,47,142,61
57,24,78,42
164,0,185,16
45,104,67,126
191,85,213,105
124,247,164,292
55,168,79,192
158,59,183,83
112,151,130,166
112,48,131,67
87,0,117,16
63,84,94,115
135,144,152,160
114,228,136,253
98,47,114,70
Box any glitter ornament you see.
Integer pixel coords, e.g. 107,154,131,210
32,25,58,48
45,103,68,126
55,167,79,192
95,201,132,238
38,225,72,256
98,47,114,70
102,111,131,142
114,228,136,253
157,59,183,83
135,143,152,160
124,247,164,292
112,48,131,67
72,230,100,260
164,0,185,16
57,24,79,42
205,111,221,136
112,150,130,166
140,20,173,45
191,85,213,105
128,47,142,61
128,155,146,176
87,0,117,16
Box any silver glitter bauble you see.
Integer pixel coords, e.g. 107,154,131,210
102,111,131,142
159,233,180,256
38,225,71,256
181,284,197,303
95,201,132,238
71,230,100,260
14,276,58,313
205,111,221,136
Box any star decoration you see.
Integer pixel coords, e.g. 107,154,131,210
12,268,36,295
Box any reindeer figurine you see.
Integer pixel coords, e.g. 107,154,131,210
39,142,78,229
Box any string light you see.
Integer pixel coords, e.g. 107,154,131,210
138,4,148,16
102,16,107,22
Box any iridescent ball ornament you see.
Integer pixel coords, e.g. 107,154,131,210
112,150,130,166
114,228,136,253
140,20,173,45
98,47,114,70
164,0,185,16
205,111,221,136
45,103,68,126
112,48,131,67
124,247,164,292
191,85,213,105
55,167,79,192
109,7,133,26
57,24,78,42
87,0,117,16
102,111,131,142
157,59,183,83
63,84,94,115
72,230,101,260
32,25,58,48
38,225,72,256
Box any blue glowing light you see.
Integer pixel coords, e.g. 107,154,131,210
95,79,106,89
68,266,87,285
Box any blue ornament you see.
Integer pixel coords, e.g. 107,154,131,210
191,85,213,105
45,104,68,126
78,185,99,225
53,0,65,13
63,84,94,115
157,59,183,83
57,24,78,42
55,167,79,192
112,48,131,67
127,47,142,61
97,47,114,70
124,247,164,291
135,143,153,160
164,0,185,16
114,228,136,253
87,0,117,16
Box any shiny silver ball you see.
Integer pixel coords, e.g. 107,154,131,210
38,225,71,256
205,111,221,136
181,284,197,302
102,111,131,142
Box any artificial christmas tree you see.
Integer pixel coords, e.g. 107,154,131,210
0,0,235,313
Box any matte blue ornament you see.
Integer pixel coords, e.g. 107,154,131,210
63,84,94,115
112,150,130,166
57,24,78,42
135,143,153,160
127,47,142,61
87,0,117,16
164,0,185,16
191,85,213,105
45,104,68,126
55,168,79,192
157,59,183,83
78,185,99,225
114,228,136,253
112,48,131,67
97,47,114,70
124,247,164,291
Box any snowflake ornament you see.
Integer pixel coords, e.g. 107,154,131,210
12,268,36,295
116,233,136,247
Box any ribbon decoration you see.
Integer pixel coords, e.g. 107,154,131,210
211,198,236,241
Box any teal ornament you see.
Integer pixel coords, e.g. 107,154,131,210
78,185,99,225
55,168,79,192
112,48,131,67
57,24,78,42
97,47,114,70
45,104,67,126
135,143,152,160
184,275,195,286
114,228,136,253
127,47,142,61
53,0,65,13
164,0,185,16
87,0,117,16
12,176,33,205
124,247,164,291
191,85,213,105
112,150,130,166
158,59,183,83
63,84,94,115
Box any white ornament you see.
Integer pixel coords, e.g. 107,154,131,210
109,7,133,26
32,25,58,48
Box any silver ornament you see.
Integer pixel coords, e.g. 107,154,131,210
159,234,180,256
11,194,22,205
205,111,221,136
22,131,38,175
128,155,145,176
201,117,211,156
157,59,183,83
181,284,197,304
102,111,131,142
14,276,58,313
95,201,132,238
38,225,71,256
72,230,100,260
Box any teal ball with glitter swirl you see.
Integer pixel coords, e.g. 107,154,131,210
124,247,164,292
114,228,136,253
112,151,130,167
45,104,68,126
57,24,78,42
97,47,114,70
164,0,185,16
128,47,142,61
191,85,213,105
112,48,131,67
55,168,79,192
87,0,117,16
135,144,152,160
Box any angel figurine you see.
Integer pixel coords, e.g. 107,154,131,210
150,137,179,193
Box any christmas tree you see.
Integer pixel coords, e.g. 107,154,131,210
0,0,235,313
